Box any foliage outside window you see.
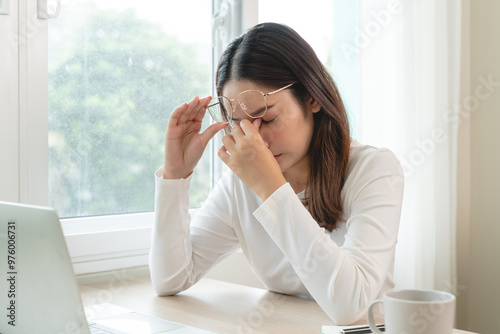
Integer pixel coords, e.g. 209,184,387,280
48,1,212,218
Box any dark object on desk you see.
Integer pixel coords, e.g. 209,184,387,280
341,324,385,333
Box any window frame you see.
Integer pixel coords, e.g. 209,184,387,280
0,0,19,202
1,0,49,206
0,0,257,276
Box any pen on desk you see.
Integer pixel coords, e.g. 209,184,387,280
340,324,385,333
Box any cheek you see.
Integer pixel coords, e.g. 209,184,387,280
260,105,314,145
261,115,289,139
272,114,311,145
289,113,315,147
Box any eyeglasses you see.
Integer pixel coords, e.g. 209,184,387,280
207,82,295,133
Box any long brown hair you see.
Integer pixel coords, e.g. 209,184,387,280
216,23,351,231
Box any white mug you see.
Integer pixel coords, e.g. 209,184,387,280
367,289,456,334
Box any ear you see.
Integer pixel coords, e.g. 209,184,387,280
308,98,322,114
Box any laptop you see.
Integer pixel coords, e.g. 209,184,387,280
0,201,215,334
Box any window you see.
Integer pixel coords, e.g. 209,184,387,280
48,0,213,218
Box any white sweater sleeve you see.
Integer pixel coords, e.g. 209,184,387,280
253,148,404,325
149,169,239,296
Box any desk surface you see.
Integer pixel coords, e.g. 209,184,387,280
80,276,475,334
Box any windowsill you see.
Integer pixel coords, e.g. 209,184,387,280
77,265,150,286
62,212,154,275
63,209,200,276
62,212,154,235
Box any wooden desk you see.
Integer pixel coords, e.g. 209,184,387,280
80,276,476,334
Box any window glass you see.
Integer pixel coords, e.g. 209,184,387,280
259,0,334,64
48,0,212,217
258,0,358,136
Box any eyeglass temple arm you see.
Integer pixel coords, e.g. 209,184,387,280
264,82,296,97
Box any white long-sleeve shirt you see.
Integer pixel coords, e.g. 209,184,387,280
149,143,404,325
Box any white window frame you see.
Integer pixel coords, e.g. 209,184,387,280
0,1,19,202
0,0,257,277
1,0,49,206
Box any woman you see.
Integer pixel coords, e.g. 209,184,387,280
149,23,404,325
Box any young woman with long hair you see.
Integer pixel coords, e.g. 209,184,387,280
150,23,404,325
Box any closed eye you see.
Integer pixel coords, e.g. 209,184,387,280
262,105,278,124
262,116,277,124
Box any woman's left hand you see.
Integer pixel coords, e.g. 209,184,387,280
218,119,287,201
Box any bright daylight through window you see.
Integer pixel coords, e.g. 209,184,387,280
48,0,212,218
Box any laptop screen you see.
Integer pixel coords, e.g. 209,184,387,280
0,201,90,334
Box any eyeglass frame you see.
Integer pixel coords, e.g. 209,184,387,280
207,82,296,126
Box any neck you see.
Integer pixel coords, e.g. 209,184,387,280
283,158,310,194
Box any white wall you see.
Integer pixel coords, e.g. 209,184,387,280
456,0,500,332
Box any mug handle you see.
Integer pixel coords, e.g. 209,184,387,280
367,298,384,334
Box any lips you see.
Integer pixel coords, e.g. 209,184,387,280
273,154,282,160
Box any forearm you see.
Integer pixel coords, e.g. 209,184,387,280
254,182,402,325
149,169,197,295
149,169,241,296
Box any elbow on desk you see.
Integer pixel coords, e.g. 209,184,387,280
149,271,196,296
151,278,186,296
154,289,180,297
149,269,197,296
148,256,197,296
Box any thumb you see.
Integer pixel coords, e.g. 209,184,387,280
199,122,228,145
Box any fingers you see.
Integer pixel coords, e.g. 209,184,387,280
251,118,262,131
170,96,211,127
220,132,236,151
199,122,229,147
177,96,201,125
193,96,212,123
237,119,261,136
231,119,264,146
222,119,263,148
168,102,188,128
218,144,230,164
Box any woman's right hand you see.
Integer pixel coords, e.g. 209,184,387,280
163,96,228,179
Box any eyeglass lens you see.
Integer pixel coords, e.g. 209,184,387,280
208,90,267,126
208,96,232,124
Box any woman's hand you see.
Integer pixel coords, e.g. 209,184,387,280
163,96,228,179
218,119,287,201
